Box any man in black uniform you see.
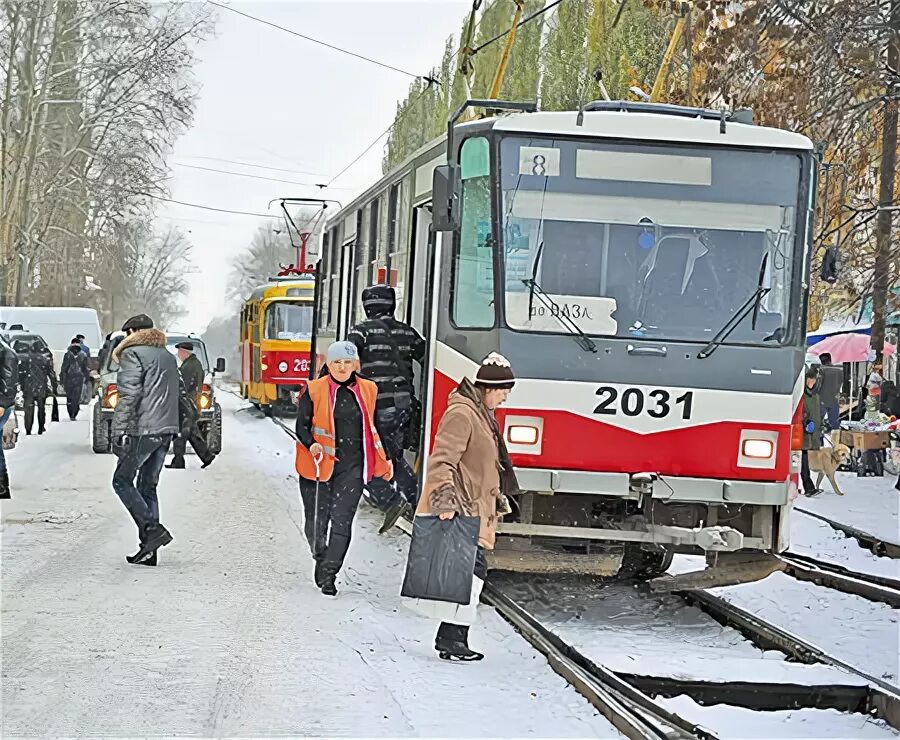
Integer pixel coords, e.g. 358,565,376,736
60,340,89,420
19,340,57,435
166,341,215,469
347,284,425,533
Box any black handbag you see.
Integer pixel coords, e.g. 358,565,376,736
401,514,480,605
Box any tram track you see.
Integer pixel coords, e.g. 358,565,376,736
795,508,900,559
778,552,900,607
250,399,899,737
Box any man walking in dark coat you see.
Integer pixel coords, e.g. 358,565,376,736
166,341,215,469
0,336,18,498
801,366,824,496
817,352,843,432
60,341,89,420
110,314,179,566
347,284,425,533
19,340,56,435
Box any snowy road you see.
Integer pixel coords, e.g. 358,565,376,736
2,396,618,737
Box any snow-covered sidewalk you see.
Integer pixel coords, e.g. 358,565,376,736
796,472,899,547
1,396,617,737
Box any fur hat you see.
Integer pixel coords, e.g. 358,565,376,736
122,314,153,332
475,352,515,389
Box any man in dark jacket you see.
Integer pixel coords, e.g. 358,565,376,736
0,337,18,499
19,340,56,435
801,365,823,496
60,341,89,420
817,352,843,431
347,284,426,533
166,341,215,469
110,314,179,565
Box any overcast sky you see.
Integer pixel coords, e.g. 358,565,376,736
158,0,471,329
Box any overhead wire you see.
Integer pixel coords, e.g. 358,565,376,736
207,0,427,81
182,156,324,176
174,162,358,189
324,0,563,189
131,192,280,218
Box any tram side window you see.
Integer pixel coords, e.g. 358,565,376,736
452,137,495,328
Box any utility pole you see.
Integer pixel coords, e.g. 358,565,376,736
871,0,899,364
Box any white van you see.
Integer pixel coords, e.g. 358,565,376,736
0,307,103,373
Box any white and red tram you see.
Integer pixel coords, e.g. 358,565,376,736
312,101,816,584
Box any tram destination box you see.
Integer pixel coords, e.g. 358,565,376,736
850,431,891,450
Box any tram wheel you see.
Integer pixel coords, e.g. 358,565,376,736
619,546,674,580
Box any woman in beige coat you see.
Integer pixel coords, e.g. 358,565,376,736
416,352,519,661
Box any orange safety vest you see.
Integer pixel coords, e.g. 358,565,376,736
295,375,393,483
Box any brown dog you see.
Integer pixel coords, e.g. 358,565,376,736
808,444,852,495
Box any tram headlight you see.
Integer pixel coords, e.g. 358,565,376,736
278,360,289,373
742,438,775,459
508,425,540,446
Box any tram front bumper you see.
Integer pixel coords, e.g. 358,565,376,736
515,468,790,507
496,522,747,551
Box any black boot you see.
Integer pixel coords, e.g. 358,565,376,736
165,456,186,469
126,547,158,566
201,454,216,469
435,624,483,661
0,470,9,500
379,500,409,535
320,576,337,596
129,522,172,563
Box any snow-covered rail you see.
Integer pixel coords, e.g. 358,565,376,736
778,552,900,607
795,509,900,559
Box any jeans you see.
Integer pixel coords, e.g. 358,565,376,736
112,434,172,532
299,464,364,576
0,405,12,473
369,408,417,509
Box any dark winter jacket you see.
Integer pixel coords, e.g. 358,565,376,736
817,363,843,407
0,339,18,410
802,380,823,451
60,344,89,393
347,285,425,414
19,350,55,399
179,352,205,403
111,328,179,438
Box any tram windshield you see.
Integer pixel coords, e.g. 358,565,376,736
265,302,313,341
498,136,804,345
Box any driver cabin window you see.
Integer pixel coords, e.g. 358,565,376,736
452,136,495,328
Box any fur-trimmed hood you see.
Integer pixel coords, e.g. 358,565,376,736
112,328,167,361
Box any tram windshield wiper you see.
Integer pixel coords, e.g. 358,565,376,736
697,253,770,359
522,278,597,353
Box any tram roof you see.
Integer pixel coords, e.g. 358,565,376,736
246,277,315,303
327,103,813,227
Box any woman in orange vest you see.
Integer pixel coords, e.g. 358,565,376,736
296,341,393,595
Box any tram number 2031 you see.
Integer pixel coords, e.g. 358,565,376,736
594,387,694,420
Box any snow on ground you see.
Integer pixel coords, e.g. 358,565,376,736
796,473,899,546
710,572,899,688
657,695,898,739
2,396,619,738
790,512,900,581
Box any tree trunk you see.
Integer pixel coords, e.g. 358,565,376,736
870,0,900,364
